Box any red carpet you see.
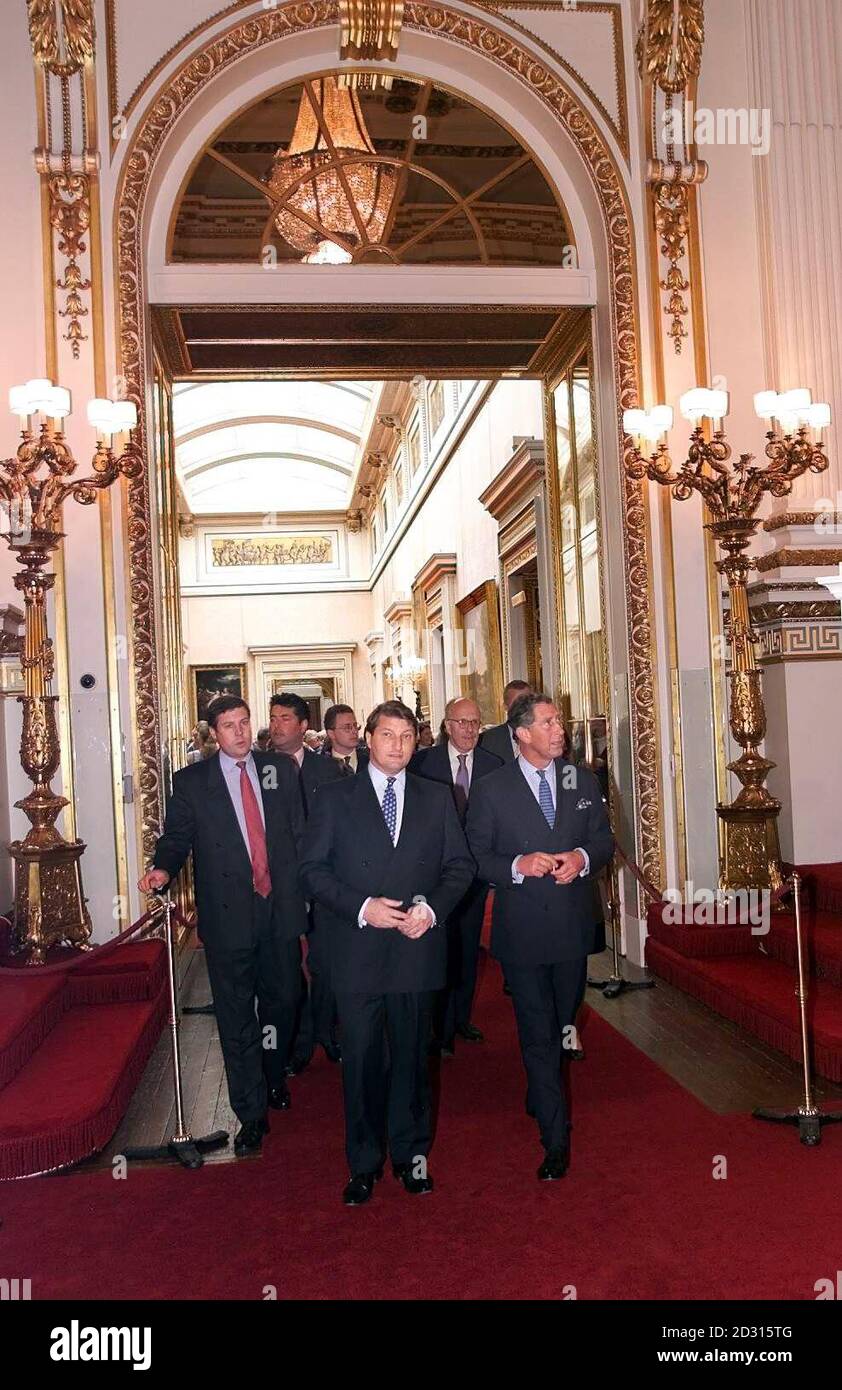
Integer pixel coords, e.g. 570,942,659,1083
645,865,842,1082
0,940,167,1178
2,953,840,1301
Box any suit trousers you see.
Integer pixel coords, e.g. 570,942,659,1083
337,990,434,1174
291,921,339,1063
204,893,300,1124
435,885,487,1045
505,958,588,1151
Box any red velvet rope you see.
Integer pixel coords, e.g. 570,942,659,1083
613,843,794,910
0,903,194,977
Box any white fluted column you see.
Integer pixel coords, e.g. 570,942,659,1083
747,0,842,503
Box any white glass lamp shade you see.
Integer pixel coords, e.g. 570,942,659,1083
754,390,779,421
24,379,55,415
680,387,730,423
87,398,115,433
45,386,71,419
9,385,30,417
649,405,674,434
804,402,831,431
110,400,137,434
777,388,812,416
622,409,647,436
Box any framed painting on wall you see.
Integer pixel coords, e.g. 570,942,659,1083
455,580,504,727
189,663,248,726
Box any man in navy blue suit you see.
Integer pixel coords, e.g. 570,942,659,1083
414,697,502,1053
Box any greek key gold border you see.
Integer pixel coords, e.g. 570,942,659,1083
115,0,661,882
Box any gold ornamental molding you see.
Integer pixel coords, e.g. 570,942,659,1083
115,0,662,885
28,0,95,76
48,170,92,359
755,546,842,574
339,0,404,61
636,0,704,94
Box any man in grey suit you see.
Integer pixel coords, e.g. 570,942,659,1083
480,679,533,763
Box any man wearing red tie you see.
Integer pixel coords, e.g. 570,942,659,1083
139,696,307,1157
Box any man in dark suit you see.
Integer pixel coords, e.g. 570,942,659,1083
414,696,502,1052
480,678,532,763
268,692,343,1069
322,703,369,776
300,700,475,1206
466,691,614,1181
139,696,307,1156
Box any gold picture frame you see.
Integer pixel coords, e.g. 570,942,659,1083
455,580,504,725
189,663,248,727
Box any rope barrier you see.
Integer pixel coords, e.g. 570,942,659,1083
0,904,194,977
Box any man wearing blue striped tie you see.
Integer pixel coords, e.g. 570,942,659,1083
466,692,615,1181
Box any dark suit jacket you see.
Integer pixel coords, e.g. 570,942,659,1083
299,767,476,994
480,721,516,764
413,742,503,825
465,758,614,966
153,752,308,950
297,745,342,816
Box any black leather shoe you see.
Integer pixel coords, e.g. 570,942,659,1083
393,1163,434,1195
428,1038,454,1059
267,1083,291,1110
343,1169,383,1206
284,1053,311,1077
503,982,512,997
456,1022,484,1042
321,1041,342,1063
234,1119,268,1155
537,1146,569,1181
568,1047,586,1062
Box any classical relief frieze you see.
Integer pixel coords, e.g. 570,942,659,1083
116,2,662,883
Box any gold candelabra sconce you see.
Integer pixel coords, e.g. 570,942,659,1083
2,379,142,963
623,386,831,893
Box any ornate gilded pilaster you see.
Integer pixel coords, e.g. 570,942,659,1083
637,1,706,354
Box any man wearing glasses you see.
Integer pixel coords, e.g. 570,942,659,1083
415,697,502,1053
323,703,369,775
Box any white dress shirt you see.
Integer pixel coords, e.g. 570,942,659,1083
448,743,474,787
218,749,266,856
511,756,590,883
358,763,435,929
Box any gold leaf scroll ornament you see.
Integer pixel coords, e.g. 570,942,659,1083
27,0,95,76
636,0,704,94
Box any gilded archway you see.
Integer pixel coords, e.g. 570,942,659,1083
115,1,661,887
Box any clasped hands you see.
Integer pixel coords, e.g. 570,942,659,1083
364,897,434,937
517,849,586,884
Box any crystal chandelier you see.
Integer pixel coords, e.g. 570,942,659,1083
267,77,397,263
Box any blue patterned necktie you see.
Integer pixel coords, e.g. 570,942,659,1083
536,766,555,828
382,775,397,843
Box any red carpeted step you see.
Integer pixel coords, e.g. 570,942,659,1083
0,973,68,1091
646,902,756,958
765,910,842,989
793,862,842,916
0,985,167,1180
645,938,842,1082
66,940,167,1005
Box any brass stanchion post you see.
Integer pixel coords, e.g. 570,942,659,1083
753,873,842,1146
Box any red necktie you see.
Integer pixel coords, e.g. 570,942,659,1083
237,761,272,898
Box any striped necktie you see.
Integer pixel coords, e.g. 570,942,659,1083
536,766,555,828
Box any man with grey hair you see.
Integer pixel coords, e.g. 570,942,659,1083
414,695,503,1052
466,691,614,1180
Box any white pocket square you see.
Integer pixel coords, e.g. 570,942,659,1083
576,798,592,810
